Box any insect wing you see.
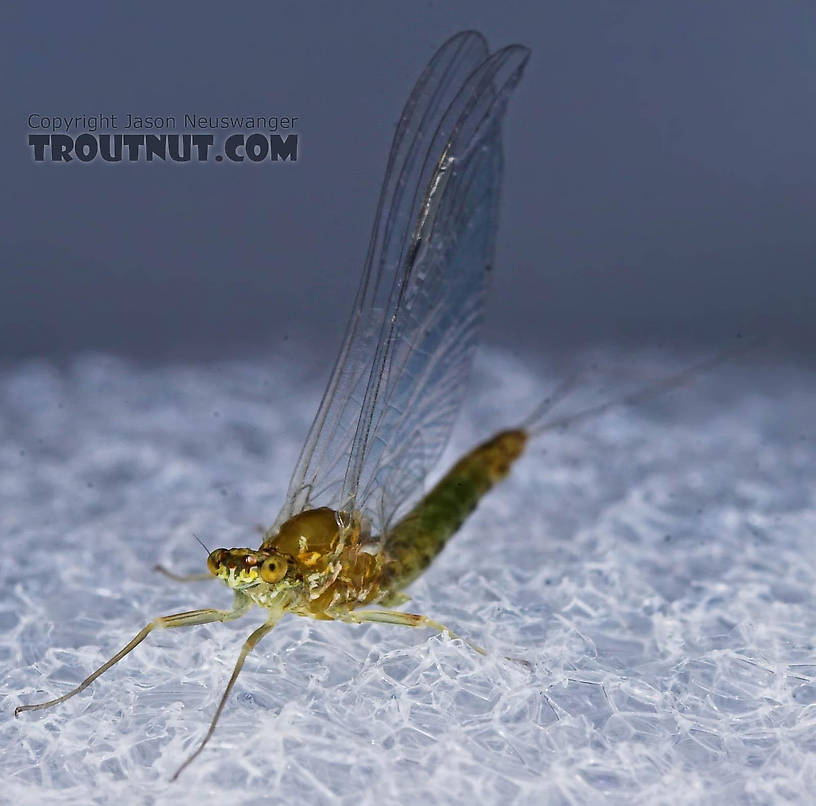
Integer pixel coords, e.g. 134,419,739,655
274,31,490,526
275,33,529,535
353,134,503,533
345,51,530,534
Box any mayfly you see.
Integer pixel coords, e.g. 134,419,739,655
16,31,533,778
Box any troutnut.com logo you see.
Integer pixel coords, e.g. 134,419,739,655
27,113,300,163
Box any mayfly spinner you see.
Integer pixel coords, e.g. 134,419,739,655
16,31,533,778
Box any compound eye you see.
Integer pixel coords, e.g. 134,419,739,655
260,555,288,584
207,549,227,575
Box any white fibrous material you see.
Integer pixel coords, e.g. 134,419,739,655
1,348,814,805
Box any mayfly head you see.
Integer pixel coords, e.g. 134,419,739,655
207,547,291,590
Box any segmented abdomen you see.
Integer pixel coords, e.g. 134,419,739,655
379,429,527,594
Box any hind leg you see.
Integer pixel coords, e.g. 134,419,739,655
336,608,486,655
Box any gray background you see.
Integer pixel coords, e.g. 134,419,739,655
1,1,814,364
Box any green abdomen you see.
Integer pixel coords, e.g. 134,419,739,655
380,429,526,593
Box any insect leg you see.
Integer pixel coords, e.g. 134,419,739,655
338,609,486,655
15,592,252,717
171,617,278,781
153,564,212,582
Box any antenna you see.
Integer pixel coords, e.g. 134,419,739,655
193,533,212,555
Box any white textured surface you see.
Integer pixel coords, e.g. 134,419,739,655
1,348,814,805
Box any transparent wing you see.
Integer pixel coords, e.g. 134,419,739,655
275,32,529,534
274,31,490,528
352,132,504,536
344,46,530,534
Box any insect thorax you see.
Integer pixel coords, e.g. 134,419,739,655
262,507,383,615
262,507,346,563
